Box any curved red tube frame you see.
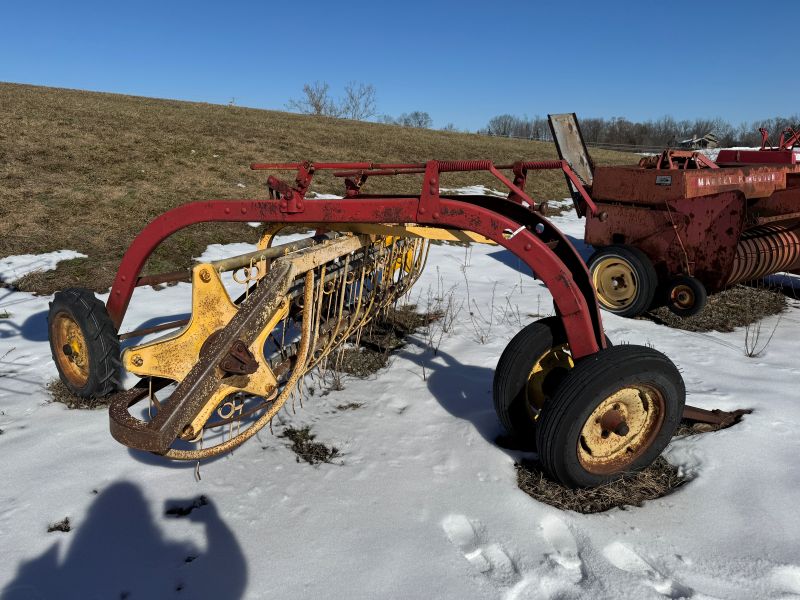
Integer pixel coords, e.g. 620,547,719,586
106,161,606,358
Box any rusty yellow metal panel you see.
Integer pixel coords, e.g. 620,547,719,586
122,265,238,381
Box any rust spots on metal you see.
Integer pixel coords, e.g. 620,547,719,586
682,406,751,428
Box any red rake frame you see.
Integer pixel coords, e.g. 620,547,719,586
105,159,606,358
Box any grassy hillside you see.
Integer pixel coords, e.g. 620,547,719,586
0,82,636,294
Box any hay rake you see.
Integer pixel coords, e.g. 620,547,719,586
47,158,726,487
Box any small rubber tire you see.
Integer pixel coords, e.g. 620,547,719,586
493,317,611,449
48,288,120,398
665,275,707,318
588,245,657,318
535,345,684,488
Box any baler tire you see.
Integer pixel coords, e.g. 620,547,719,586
493,317,610,449
48,288,121,398
588,245,657,318
665,275,707,318
535,345,684,488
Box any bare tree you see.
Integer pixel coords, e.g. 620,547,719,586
397,111,432,128
286,81,341,117
340,82,377,120
487,114,516,136
287,81,380,120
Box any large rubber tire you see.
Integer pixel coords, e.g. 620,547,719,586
493,317,567,447
665,275,707,318
493,317,611,449
588,245,657,318
535,345,684,488
48,288,120,398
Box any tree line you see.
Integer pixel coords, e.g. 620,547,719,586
480,114,800,148
286,82,799,148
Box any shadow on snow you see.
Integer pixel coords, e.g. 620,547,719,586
1,481,247,600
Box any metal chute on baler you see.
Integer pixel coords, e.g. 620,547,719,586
47,157,715,488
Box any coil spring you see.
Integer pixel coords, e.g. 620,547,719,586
518,160,563,170
436,160,493,172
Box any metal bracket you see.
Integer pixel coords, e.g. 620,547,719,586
266,174,306,214
220,340,259,375
417,161,441,222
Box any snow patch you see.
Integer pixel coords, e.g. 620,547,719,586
0,250,87,283
442,185,506,197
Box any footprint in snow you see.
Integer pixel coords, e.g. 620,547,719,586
503,516,584,600
602,541,693,598
539,515,583,580
441,514,519,587
441,514,583,600
771,564,800,596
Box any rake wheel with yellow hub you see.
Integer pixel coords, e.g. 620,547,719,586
46,158,726,488
536,345,683,488
493,317,613,450
48,288,120,398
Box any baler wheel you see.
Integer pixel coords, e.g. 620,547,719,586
493,317,610,448
665,275,707,317
588,245,657,318
535,345,684,488
48,288,120,398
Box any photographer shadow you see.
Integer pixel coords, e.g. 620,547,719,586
2,481,247,600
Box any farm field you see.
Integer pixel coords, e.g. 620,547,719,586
0,83,634,296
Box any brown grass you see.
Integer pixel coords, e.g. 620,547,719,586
644,284,786,333
47,517,71,533
0,82,635,295
516,457,687,514
516,412,747,513
278,426,340,465
46,378,110,409
332,304,440,378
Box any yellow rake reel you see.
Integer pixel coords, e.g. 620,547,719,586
108,229,434,459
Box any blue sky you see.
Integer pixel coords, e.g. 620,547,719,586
2,0,797,130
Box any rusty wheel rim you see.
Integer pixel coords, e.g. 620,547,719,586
52,312,90,388
526,344,574,419
670,284,695,310
592,257,638,310
577,385,665,474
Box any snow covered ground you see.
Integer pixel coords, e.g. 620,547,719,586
2,205,800,599
0,250,86,284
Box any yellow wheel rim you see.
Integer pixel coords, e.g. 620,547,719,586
526,344,574,418
670,284,695,310
52,312,90,388
592,256,638,310
577,385,665,474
